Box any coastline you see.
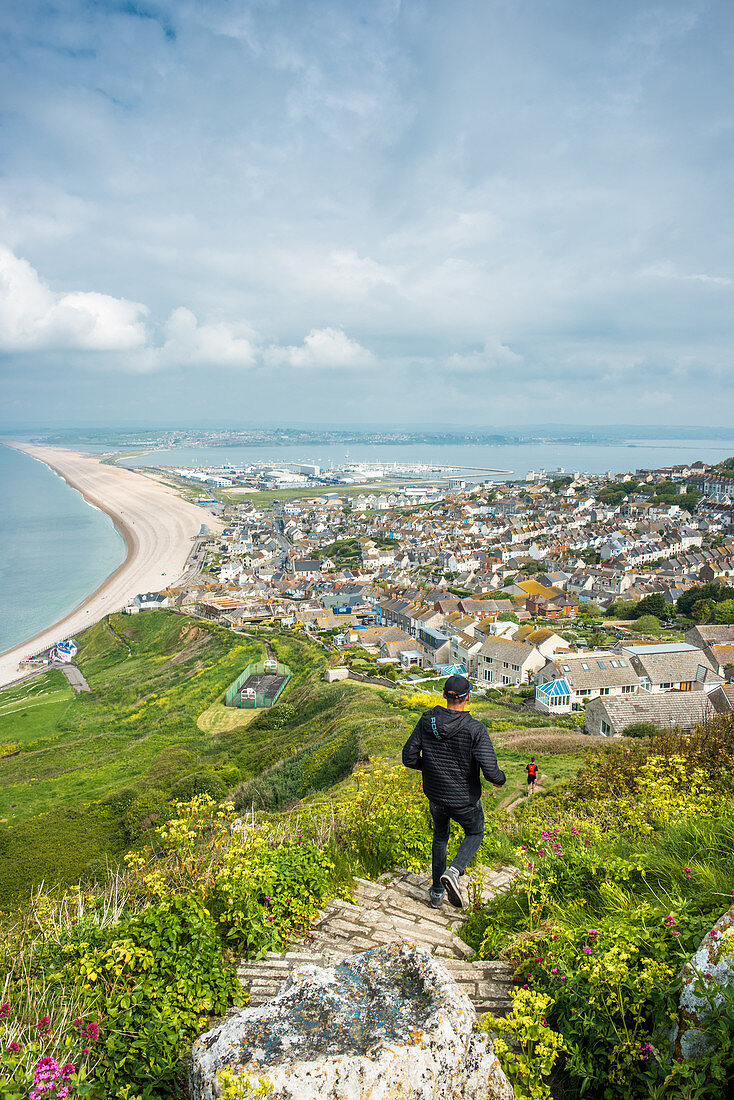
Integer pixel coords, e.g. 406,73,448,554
0,444,222,689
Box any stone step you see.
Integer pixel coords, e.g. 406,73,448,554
233,864,519,1019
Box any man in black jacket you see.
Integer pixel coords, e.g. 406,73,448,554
402,674,506,909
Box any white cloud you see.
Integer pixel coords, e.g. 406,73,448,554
447,341,523,373
640,261,732,287
153,307,257,369
265,326,374,369
0,246,149,351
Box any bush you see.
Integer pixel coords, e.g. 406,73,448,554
123,787,173,840
0,796,343,1100
337,764,433,876
622,721,659,739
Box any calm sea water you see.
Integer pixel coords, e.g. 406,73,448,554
0,446,125,654
122,439,734,478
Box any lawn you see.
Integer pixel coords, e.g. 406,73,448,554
0,670,74,751
219,482,401,506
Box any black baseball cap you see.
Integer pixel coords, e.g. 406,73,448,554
444,674,472,700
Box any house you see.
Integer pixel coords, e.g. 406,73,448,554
417,624,452,668
535,651,640,712
685,625,734,678
477,636,545,687
128,591,170,612
584,691,714,737
513,626,571,658
622,643,722,693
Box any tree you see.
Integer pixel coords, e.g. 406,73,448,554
691,599,716,624
498,610,520,624
633,592,668,620
714,599,734,625
678,582,734,617
606,600,637,620
631,614,661,636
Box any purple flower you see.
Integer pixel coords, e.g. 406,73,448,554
582,946,592,953
8,1040,20,1052
0,1003,10,1018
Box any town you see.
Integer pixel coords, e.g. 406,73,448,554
129,454,734,740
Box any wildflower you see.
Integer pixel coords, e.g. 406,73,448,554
0,1003,9,1017
550,967,558,974
8,1040,20,1052
541,1017,548,1027
664,916,678,928
82,1021,99,1041
72,1017,83,1028
527,862,534,870
582,946,592,953
82,1047,90,1055
267,915,274,922
559,975,568,981
35,1016,51,1030
587,929,598,937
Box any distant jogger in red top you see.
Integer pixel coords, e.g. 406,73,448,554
526,757,538,796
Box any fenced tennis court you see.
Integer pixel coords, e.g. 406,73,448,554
224,658,291,709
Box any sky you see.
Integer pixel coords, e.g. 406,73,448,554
1,0,734,429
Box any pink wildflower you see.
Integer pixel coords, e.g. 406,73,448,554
0,1003,10,1018
582,946,592,953
8,1040,20,1052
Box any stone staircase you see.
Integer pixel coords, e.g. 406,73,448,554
236,865,518,1019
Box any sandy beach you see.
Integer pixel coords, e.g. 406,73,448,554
0,444,222,689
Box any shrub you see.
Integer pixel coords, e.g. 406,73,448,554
337,764,433,876
622,721,659,739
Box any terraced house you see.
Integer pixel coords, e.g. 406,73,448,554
477,636,545,686
535,651,640,713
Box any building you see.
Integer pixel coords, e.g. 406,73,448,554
535,651,640,712
584,691,714,737
477,636,545,687
621,643,722,694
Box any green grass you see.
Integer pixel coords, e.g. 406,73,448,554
0,670,74,752
0,613,263,826
0,612,265,901
219,482,401,506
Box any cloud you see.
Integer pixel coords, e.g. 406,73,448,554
150,307,257,369
447,341,523,373
641,262,732,287
264,326,374,369
0,246,149,352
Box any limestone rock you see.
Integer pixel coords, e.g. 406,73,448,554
671,903,734,1059
190,941,513,1100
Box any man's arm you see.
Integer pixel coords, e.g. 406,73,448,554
402,720,423,770
473,723,506,786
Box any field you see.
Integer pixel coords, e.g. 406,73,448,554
0,612,262,901
219,481,401,506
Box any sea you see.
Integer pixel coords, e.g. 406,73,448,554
121,439,734,479
0,446,125,654
2,436,733,658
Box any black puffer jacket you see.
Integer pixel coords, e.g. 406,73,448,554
402,705,506,808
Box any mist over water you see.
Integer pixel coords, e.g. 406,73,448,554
0,447,125,654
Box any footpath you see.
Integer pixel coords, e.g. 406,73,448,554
236,865,519,1019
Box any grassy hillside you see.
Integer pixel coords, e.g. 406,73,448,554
0,612,262,901
0,614,591,903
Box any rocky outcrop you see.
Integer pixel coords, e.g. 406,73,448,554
190,941,513,1100
671,903,734,1059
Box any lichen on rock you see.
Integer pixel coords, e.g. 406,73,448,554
190,941,513,1099
670,903,734,1059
